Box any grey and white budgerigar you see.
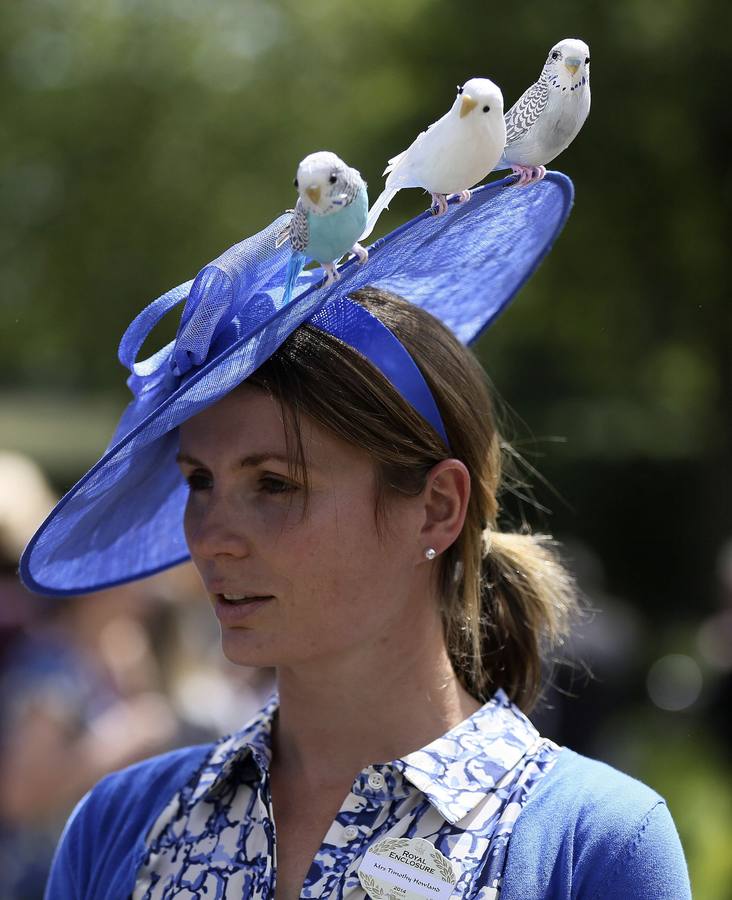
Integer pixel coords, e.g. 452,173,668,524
276,151,369,304
361,78,506,241
496,38,590,186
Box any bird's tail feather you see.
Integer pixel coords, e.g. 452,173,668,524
282,251,307,307
360,187,398,242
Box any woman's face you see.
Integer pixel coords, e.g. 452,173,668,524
177,385,429,669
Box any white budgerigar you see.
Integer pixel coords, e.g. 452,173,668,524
496,38,591,186
361,78,506,241
276,151,369,305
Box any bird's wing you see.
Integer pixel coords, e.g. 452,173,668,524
383,109,451,181
274,210,294,249
287,199,310,252
504,80,549,146
343,167,365,204
384,148,408,175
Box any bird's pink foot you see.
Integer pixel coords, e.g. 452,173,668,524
511,165,547,187
322,262,340,285
351,242,368,265
430,192,449,216
457,189,471,203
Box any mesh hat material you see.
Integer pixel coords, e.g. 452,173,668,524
20,173,573,596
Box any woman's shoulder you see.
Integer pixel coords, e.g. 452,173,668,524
91,742,213,800
46,743,215,899
501,746,691,899
74,742,214,838
529,745,665,819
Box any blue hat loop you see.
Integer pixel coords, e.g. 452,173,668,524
171,214,292,377
118,281,191,378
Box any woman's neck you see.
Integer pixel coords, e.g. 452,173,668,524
270,603,482,792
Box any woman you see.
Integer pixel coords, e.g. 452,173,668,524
21,176,691,898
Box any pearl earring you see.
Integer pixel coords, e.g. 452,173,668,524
424,547,437,560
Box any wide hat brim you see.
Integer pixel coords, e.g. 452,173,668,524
20,173,573,596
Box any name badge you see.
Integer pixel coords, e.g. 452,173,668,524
358,836,458,900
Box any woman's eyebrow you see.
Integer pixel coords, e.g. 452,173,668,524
175,451,294,469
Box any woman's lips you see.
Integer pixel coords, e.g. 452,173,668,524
213,594,274,625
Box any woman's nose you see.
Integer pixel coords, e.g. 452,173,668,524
184,493,251,560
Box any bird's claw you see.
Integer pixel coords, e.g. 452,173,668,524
323,262,340,285
351,242,369,265
430,192,449,216
446,189,472,204
511,165,546,187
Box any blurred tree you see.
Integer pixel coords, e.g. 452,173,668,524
3,0,729,439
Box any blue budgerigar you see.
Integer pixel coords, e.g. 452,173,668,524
495,38,591,186
276,151,369,305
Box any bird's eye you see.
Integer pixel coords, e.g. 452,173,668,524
551,51,560,60
482,105,490,112
329,173,337,184
585,56,590,64
293,177,299,188
457,85,463,95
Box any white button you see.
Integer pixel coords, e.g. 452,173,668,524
344,825,359,841
368,772,385,790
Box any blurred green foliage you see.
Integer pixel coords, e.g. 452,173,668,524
3,0,730,453
2,2,731,894
606,708,732,899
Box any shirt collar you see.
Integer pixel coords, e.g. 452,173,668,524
195,687,540,825
395,688,541,822
192,692,278,805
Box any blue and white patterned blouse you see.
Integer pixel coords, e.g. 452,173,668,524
132,688,561,899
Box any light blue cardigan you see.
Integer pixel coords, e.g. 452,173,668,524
45,744,691,899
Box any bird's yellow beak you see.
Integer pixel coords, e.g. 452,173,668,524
565,59,580,76
460,95,478,118
306,186,321,205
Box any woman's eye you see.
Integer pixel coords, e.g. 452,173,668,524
186,471,212,491
260,476,296,495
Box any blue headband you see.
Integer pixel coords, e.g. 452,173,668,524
310,298,450,447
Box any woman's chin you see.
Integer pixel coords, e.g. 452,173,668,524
219,629,280,668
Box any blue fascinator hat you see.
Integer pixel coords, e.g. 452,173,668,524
20,173,573,596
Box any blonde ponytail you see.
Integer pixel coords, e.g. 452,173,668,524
449,530,578,712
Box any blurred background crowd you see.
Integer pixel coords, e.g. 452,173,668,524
1,0,731,897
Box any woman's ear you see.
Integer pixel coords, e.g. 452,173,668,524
418,459,471,559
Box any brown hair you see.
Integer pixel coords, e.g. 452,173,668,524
248,286,579,713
